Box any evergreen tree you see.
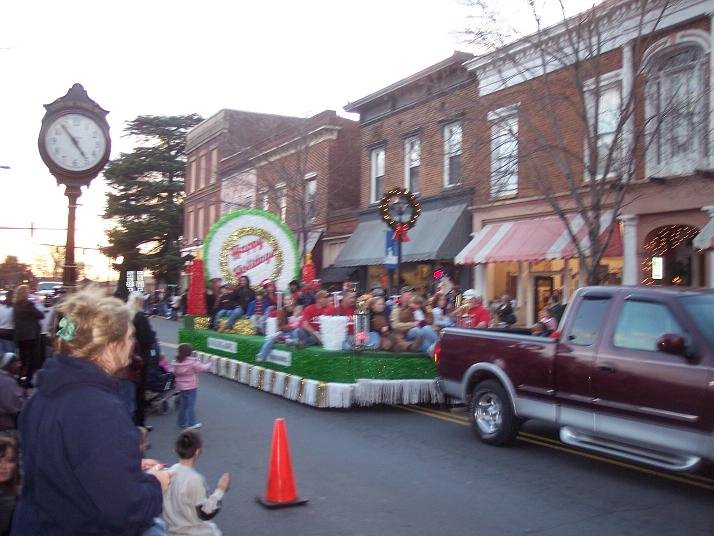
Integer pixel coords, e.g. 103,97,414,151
103,114,203,285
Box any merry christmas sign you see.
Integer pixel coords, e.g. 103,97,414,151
203,209,299,290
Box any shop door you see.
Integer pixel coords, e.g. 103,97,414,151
534,276,554,318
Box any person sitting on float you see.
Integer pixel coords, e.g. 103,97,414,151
219,276,256,332
255,295,299,361
455,290,491,328
367,296,393,350
431,292,455,330
389,289,438,354
294,290,330,348
246,280,278,335
211,286,237,331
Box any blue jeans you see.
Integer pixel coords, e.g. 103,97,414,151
406,326,438,352
224,307,245,330
294,328,320,347
367,331,381,349
256,330,297,360
177,389,198,427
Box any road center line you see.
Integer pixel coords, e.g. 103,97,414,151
394,405,714,491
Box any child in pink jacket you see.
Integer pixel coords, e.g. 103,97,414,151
172,343,210,430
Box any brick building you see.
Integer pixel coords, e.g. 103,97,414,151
452,0,714,323
333,52,477,292
183,109,360,284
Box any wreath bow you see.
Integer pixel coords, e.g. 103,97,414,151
392,223,411,242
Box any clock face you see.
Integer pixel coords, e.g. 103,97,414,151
44,113,107,172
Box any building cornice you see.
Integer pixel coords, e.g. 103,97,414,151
465,0,713,97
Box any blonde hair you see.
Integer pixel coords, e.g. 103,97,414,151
127,291,145,316
54,287,132,363
13,285,29,303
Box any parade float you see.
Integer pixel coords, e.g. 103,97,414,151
179,209,441,408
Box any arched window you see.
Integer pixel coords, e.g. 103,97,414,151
645,44,707,177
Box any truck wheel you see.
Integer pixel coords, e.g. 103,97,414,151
470,380,519,446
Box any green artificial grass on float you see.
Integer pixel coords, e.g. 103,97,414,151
178,328,438,384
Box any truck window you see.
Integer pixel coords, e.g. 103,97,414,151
567,297,610,346
613,301,685,352
679,295,714,347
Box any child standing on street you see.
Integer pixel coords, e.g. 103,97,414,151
172,343,210,430
162,431,231,536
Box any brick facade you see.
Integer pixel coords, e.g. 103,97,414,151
184,109,360,270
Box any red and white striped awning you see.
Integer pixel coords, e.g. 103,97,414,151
693,219,714,250
455,210,622,265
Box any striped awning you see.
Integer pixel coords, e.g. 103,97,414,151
455,210,622,265
693,219,714,250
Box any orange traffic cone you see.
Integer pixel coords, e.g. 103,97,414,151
256,418,309,509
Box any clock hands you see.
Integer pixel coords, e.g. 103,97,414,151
61,123,87,159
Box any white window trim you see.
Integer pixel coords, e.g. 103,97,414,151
276,182,287,221
403,136,420,193
583,73,623,182
370,147,385,204
442,122,463,188
489,105,519,199
304,174,317,222
643,31,710,178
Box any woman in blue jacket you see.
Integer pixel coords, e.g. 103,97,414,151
11,288,170,536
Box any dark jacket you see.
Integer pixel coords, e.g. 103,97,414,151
132,311,157,361
12,300,44,342
10,355,162,536
229,286,256,312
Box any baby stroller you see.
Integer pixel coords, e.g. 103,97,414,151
144,348,178,415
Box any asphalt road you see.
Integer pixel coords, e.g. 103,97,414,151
149,317,714,536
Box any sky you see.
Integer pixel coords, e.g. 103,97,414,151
0,0,593,281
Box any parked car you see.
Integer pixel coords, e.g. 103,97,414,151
435,286,714,472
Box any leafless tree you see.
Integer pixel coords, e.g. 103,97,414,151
461,0,703,284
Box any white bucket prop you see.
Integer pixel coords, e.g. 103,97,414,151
319,315,348,351
265,316,278,337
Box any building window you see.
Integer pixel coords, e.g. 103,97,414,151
370,147,385,204
187,210,194,243
260,190,269,212
404,136,420,194
585,77,622,181
197,206,205,239
489,107,518,198
277,184,287,222
305,174,317,223
198,155,206,189
188,160,196,193
208,204,216,226
646,45,707,177
443,122,462,187
210,148,218,184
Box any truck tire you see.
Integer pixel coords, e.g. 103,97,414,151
470,379,519,446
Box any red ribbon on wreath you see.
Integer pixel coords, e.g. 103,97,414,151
392,223,411,242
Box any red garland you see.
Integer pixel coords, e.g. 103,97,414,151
392,223,411,242
187,257,207,315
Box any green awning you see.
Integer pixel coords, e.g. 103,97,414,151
333,203,470,267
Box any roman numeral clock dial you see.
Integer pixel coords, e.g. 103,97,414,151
44,113,107,172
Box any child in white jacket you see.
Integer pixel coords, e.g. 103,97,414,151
163,430,231,536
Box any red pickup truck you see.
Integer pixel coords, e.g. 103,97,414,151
435,286,714,472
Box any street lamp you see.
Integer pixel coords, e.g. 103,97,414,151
388,197,414,292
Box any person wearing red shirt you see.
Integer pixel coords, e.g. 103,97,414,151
457,292,491,328
296,290,330,347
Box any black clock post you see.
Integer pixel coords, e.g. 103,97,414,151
38,84,111,292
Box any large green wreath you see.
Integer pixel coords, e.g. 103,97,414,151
203,209,300,288
378,188,421,229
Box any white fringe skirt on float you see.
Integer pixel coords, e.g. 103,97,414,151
194,352,443,408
